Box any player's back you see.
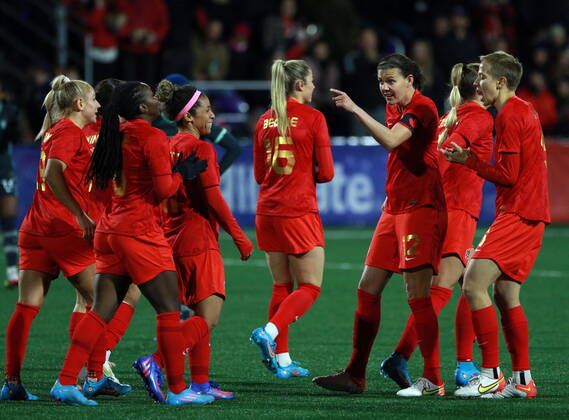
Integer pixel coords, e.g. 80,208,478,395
98,118,171,235
254,98,326,217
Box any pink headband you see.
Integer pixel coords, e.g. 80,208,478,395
175,90,202,121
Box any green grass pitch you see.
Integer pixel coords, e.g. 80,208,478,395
0,226,568,419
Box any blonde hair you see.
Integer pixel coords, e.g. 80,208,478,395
437,63,480,147
480,50,523,90
36,75,93,140
270,59,311,136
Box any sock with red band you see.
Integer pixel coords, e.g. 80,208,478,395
268,283,293,354
59,311,106,385
394,286,452,360
455,293,476,362
472,305,500,369
269,283,320,334
5,303,40,382
345,289,381,382
500,305,530,371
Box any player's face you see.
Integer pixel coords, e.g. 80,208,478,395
377,68,413,105
300,71,315,104
81,89,100,124
192,96,215,135
140,85,162,120
474,61,499,107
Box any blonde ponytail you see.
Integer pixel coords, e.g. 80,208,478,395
270,59,311,137
36,75,93,140
438,64,464,148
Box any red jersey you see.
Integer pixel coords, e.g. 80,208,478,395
470,96,550,223
163,133,220,256
254,98,334,217
438,102,493,219
20,118,95,237
97,119,182,236
83,118,111,221
384,90,444,214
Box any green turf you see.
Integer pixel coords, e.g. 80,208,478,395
0,226,568,419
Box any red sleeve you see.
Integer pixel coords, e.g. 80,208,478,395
196,143,220,188
48,128,83,166
204,186,253,256
253,119,267,185
312,113,334,183
464,151,520,186
496,113,522,154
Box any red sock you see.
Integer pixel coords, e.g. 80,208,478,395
268,283,293,354
59,311,106,385
156,312,186,394
87,334,108,381
180,315,209,352
409,296,442,385
394,286,452,360
500,305,530,371
471,305,500,368
5,303,40,382
345,289,381,383
152,350,163,369
189,330,211,384
455,293,476,362
269,284,320,332
69,311,86,341
106,302,135,352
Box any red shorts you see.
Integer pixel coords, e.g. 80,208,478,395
94,231,176,285
442,209,478,266
365,206,447,274
472,212,545,283
175,250,225,306
18,231,94,278
256,212,324,254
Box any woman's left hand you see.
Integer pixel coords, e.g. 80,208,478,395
442,142,471,164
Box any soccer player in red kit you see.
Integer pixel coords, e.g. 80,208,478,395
134,79,253,400
250,59,334,378
50,82,213,406
380,63,493,389
82,78,141,383
1,75,104,401
313,53,447,397
444,51,550,399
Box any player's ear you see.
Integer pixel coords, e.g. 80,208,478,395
295,79,305,91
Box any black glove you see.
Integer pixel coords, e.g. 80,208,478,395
172,151,208,180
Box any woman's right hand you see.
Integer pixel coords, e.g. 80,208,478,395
330,88,357,113
76,212,96,241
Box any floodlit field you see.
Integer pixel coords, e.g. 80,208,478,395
1,226,568,419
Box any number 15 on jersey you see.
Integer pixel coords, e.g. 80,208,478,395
264,136,296,175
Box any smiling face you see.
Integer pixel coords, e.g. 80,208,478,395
139,85,162,121
377,67,414,106
190,95,215,136
474,61,500,107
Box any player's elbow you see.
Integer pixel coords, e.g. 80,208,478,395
316,168,334,183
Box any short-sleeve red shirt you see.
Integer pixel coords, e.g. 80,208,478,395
438,102,494,219
493,96,550,222
254,98,333,217
97,119,178,235
384,90,444,214
20,118,94,236
162,132,221,256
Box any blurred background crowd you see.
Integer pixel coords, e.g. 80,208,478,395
1,0,569,142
